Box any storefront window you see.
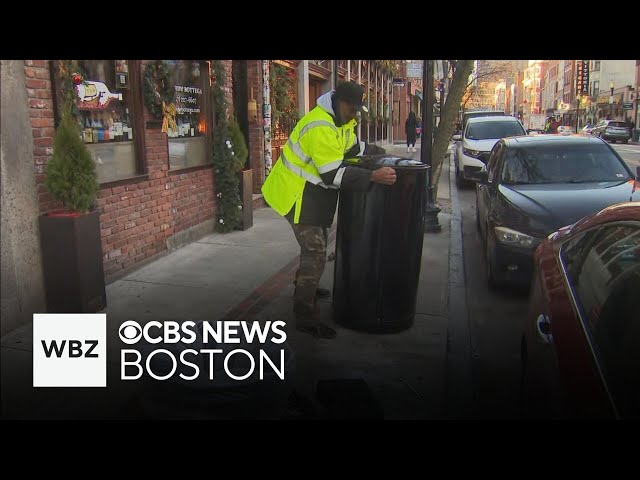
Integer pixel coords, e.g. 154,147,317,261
53,60,141,184
164,60,212,170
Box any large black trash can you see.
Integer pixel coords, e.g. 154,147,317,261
333,154,428,332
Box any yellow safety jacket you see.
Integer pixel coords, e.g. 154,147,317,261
261,92,360,226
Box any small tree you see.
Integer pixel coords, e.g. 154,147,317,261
45,60,99,213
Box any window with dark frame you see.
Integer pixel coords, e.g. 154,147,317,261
487,143,503,184
52,60,144,185
164,60,213,170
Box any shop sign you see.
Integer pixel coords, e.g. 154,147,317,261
576,60,589,95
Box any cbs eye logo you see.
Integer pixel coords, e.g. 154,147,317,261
119,320,142,345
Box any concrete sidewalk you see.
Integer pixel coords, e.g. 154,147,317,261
1,144,456,420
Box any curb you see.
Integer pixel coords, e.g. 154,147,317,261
444,156,473,419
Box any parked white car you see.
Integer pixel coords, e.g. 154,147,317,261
557,125,575,135
581,123,595,135
453,116,526,187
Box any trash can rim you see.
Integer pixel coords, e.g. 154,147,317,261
353,155,429,169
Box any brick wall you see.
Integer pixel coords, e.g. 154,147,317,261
247,61,265,193
24,60,62,213
26,60,233,278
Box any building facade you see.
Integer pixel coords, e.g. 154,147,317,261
520,60,545,128
1,59,397,333
585,60,636,123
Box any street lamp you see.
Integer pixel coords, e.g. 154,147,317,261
609,80,615,120
420,59,441,233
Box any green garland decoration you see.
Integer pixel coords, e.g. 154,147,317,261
143,60,175,119
211,60,245,233
269,62,299,130
57,60,82,120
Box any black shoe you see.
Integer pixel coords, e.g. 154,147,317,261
316,287,331,299
296,323,337,339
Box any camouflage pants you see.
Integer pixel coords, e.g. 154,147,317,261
288,221,328,324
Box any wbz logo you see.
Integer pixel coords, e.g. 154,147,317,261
41,339,99,358
33,314,106,387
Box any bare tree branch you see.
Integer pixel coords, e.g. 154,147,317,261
429,60,475,199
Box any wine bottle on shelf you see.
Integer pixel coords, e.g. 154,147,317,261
108,112,115,142
125,108,133,141
114,110,123,142
91,113,99,144
103,113,110,142
122,108,129,141
96,113,104,143
84,113,93,144
190,114,195,137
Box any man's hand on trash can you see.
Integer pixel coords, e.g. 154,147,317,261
370,167,397,185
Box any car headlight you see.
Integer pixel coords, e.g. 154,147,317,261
463,148,482,158
494,226,539,248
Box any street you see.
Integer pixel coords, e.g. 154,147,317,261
453,140,639,419
611,142,640,172
456,180,528,419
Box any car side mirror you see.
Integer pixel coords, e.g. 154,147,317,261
470,170,488,184
452,134,461,141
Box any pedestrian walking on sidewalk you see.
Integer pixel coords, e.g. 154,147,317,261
261,82,397,339
405,111,418,153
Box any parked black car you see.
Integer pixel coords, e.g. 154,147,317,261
472,135,639,288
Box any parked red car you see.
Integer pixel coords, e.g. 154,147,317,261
521,201,640,419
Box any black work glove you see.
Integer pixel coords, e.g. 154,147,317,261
343,141,361,160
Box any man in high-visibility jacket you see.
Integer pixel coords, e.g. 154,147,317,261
262,82,397,339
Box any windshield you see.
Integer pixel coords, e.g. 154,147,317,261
466,121,525,140
501,143,632,184
464,112,505,124
608,121,627,128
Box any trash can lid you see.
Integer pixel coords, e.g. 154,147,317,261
350,154,429,170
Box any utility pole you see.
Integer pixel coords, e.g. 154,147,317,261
420,59,441,233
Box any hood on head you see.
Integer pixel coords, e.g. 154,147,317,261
316,91,335,115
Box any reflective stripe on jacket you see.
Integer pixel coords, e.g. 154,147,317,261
261,91,358,225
